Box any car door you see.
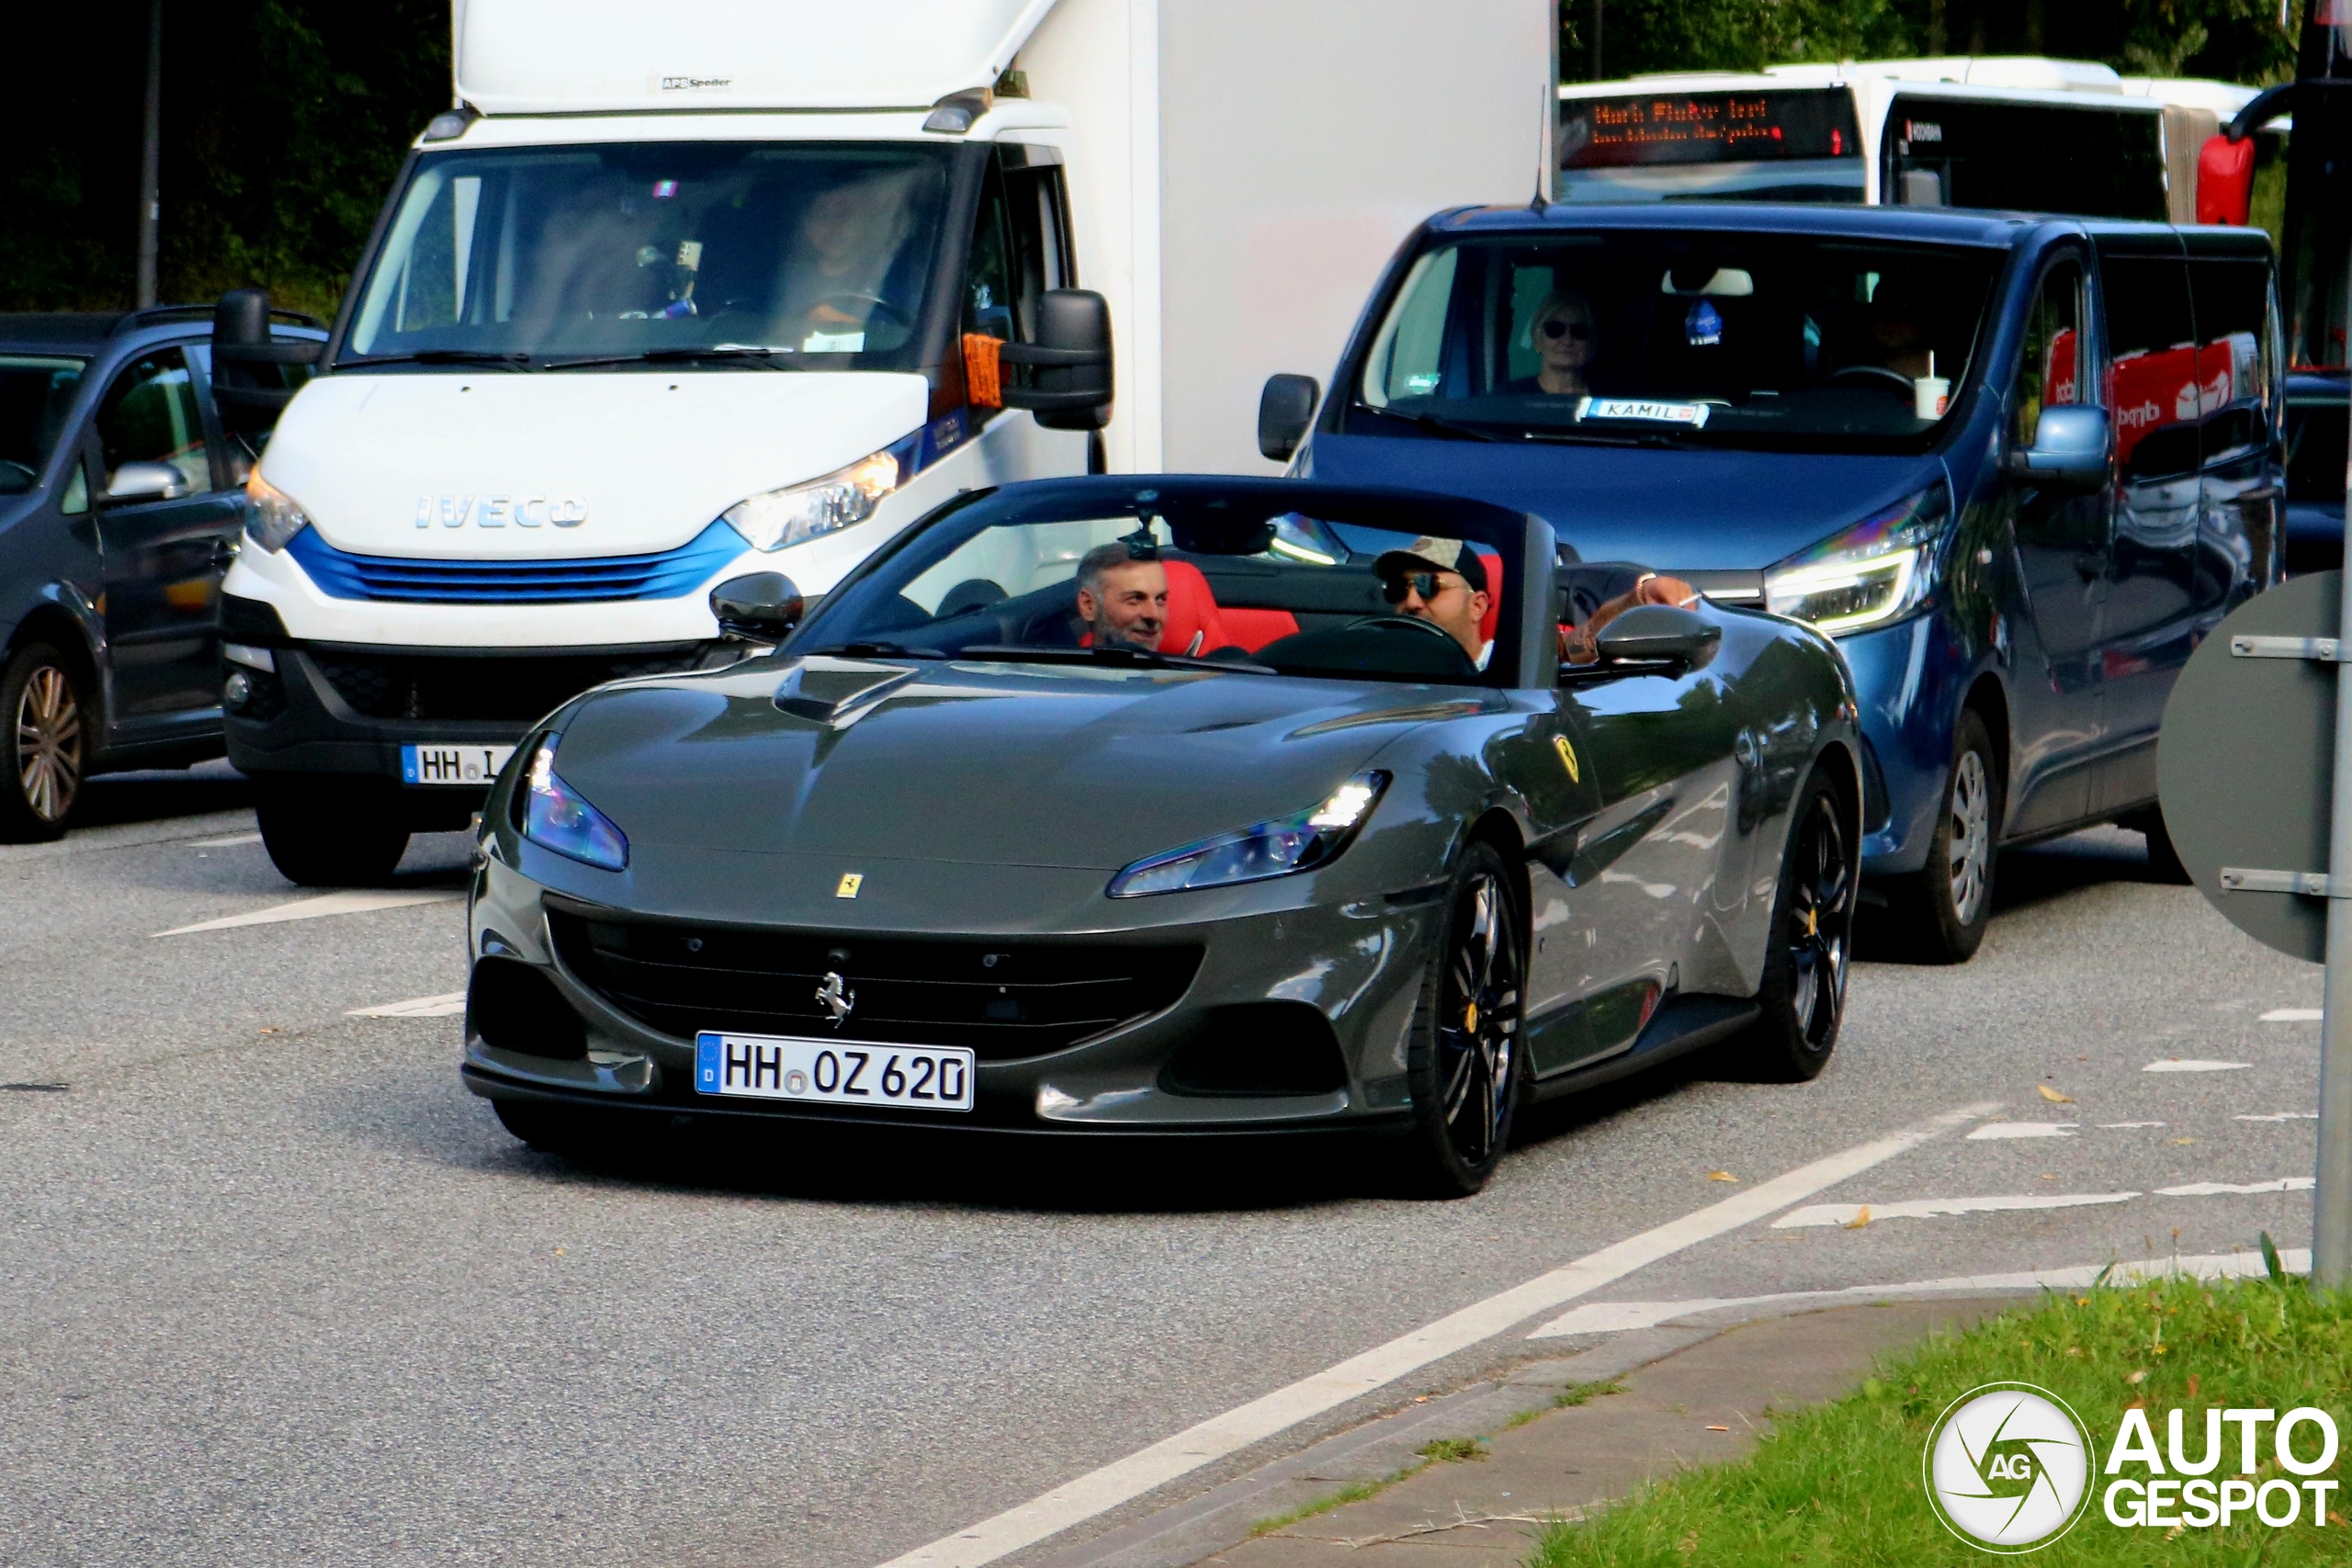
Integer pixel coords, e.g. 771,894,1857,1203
2092,240,2202,810
2182,250,2283,608
90,344,243,726
2002,254,2110,837
1511,690,1607,1076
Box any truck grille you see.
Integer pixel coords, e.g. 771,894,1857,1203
308,646,713,723
547,905,1203,1061
286,520,746,604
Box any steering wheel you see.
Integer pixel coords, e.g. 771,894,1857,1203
1345,614,1480,668
808,294,913,333
1823,365,1917,399
0,459,37,491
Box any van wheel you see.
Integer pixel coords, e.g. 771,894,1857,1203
0,643,87,842
2125,806,2193,885
1402,840,1526,1198
255,778,410,886
1891,709,2001,964
1738,771,1855,1082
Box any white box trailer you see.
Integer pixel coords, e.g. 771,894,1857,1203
221,0,1553,881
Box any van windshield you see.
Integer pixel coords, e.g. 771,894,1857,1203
0,355,86,495
343,142,955,369
1346,231,2002,453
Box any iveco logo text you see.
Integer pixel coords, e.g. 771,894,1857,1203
413,495,588,528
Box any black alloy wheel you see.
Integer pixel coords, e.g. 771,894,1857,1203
0,643,86,842
1404,840,1526,1196
1742,770,1857,1082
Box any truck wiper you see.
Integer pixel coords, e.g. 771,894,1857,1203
338,349,534,370
543,346,806,371
957,644,1279,675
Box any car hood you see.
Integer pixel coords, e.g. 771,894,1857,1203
262,368,930,557
1308,431,1941,570
550,656,1494,871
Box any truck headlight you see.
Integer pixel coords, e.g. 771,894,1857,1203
244,472,313,553
1107,773,1388,897
1763,483,1951,636
722,446,903,552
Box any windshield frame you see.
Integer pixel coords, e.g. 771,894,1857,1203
324,139,986,379
786,477,1558,692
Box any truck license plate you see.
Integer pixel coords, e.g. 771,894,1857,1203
401,744,514,786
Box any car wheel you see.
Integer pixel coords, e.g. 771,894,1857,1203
1740,770,1856,1082
255,778,410,886
2126,805,2193,885
0,643,87,842
1403,840,1525,1197
492,1099,616,1156
1892,708,2001,964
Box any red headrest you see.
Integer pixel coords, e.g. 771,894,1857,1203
1473,548,1503,648
1157,558,1228,656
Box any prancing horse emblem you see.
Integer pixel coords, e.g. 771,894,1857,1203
814,971,855,1027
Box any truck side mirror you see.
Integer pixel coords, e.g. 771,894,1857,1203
1001,288,1113,431
210,287,321,439
1258,374,1320,461
710,571,805,642
104,460,191,504
2196,133,2256,226
2007,404,2111,493
1593,604,1720,671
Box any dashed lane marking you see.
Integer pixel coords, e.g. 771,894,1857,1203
2155,1178,2314,1197
2236,1111,2319,1122
2143,1059,2252,1073
186,832,265,849
1966,1122,2077,1140
153,889,466,938
346,992,468,1018
2261,1008,2323,1021
1773,1191,2137,1228
865,1100,2001,1568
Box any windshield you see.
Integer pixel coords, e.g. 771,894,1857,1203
1347,230,2001,452
0,355,86,496
794,481,1526,688
1557,88,1864,204
344,143,955,368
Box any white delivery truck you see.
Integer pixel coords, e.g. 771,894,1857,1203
220,0,1552,884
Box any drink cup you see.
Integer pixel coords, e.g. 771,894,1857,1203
1914,375,1951,420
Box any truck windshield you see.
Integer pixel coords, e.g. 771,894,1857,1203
0,355,86,496
343,143,955,369
1557,88,1865,203
1346,231,2001,453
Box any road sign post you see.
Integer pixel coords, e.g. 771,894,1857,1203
2323,389,2352,1288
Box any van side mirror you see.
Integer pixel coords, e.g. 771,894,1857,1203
1001,288,1113,431
104,460,191,504
710,571,805,642
2007,404,2111,493
2197,133,2256,226
1592,604,1720,670
1258,374,1320,461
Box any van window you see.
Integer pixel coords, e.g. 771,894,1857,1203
2287,396,2346,509
96,349,211,496
1886,97,2166,220
965,158,1016,344
2100,254,2199,478
2014,260,2083,449
0,355,85,498
2188,259,2277,464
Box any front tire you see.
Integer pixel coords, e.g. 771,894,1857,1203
492,1099,618,1156
0,643,87,842
1890,708,2001,964
1402,840,1526,1197
2126,805,2193,885
1739,770,1856,1082
255,778,411,886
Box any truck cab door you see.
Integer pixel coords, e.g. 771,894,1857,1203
959,147,1091,482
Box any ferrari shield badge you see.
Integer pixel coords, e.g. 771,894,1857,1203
835,873,864,898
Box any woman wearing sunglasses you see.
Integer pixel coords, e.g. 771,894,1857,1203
1521,287,1598,398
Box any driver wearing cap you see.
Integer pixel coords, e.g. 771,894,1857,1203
1374,537,1494,667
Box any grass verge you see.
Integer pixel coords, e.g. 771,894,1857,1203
1524,1271,2352,1567
1247,1434,1492,1536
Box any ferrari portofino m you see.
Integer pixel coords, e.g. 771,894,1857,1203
462,477,1860,1193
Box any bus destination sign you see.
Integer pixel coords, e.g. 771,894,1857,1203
1562,88,1863,168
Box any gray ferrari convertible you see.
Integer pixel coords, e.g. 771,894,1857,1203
462,477,1860,1194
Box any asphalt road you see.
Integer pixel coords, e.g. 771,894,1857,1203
0,771,2322,1568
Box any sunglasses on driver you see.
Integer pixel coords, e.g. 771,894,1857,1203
1381,570,1466,604
1540,318,1594,342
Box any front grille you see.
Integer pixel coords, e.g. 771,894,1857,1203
286,521,746,604
548,906,1203,1061
309,646,713,723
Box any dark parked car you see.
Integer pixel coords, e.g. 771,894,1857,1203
461,476,1860,1194
0,296,320,837
2284,372,2349,574
1268,206,2287,961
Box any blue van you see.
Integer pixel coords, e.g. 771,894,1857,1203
1261,207,2285,961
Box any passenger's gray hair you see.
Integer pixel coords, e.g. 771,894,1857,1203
1077,541,1150,598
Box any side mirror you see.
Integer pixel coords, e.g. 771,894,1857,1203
209,288,320,436
1258,373,1320,462
2197,133,2256,226
2007,404,2111,493
1001,288,1113,431
710,571,805,642
1593,604,1721,669
104,460,191,504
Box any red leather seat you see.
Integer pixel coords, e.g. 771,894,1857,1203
1473,547,1503,648
1218,607,1301,651
1157,559,1230,656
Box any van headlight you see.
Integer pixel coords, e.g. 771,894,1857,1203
1763,483,1951,636
244,472,313,553
1107,773,1388,897
722,447,903,552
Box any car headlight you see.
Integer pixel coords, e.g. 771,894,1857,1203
722,446,903,552
1762,483,1951,636
244,471,313,553
1107,773,1389,897
517,735,628,871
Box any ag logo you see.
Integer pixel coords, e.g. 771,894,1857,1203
1924,1382,2094,1552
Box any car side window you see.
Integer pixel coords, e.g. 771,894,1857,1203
2187,257,2277,465
1001,162,1069,339
2099,254,2199,480
96,348,209,497
2013,260,2083,449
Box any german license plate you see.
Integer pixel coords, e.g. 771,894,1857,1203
694,1032,975,1112
400,743,514,785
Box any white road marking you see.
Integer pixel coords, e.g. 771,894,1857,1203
2099,1121,2167,1129
2261,1008,2323,1022
1966,1122,2077,1140
346,991,468,1019
866,1100,2000,1568
2236,1111,2319,1122
2143,1059,2252,1073
153,889,466,938
2155,1178,2314,1197
185,832,265,849
1773,1191,2138,1228
1525,1247,2315,1337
